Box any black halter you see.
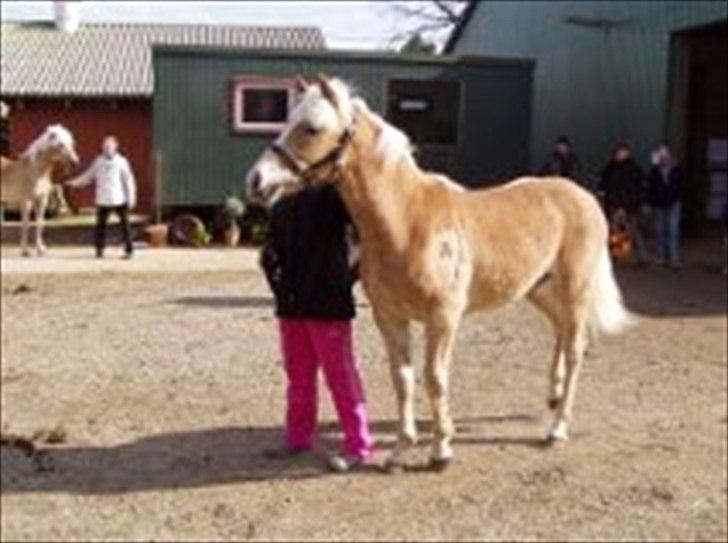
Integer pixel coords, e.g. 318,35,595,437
268,118,356,185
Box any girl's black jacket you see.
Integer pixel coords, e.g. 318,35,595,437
260,185,357,320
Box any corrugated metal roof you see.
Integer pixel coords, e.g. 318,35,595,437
0,21,326,97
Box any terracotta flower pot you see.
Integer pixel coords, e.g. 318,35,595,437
145,224,169,248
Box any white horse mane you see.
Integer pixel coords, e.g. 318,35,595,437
21,124,75,162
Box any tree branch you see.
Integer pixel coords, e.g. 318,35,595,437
388,0,470,50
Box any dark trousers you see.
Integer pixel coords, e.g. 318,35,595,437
95,205,133,256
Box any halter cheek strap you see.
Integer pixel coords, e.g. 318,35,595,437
269,141,305,177
268,116,356,185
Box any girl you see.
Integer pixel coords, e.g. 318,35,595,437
260,184,373,472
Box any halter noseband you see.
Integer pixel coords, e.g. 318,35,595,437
268,116,356,185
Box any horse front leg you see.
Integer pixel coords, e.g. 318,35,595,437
375,312,415,470
424,313,460,469
19,200,32,257
34,196,48,255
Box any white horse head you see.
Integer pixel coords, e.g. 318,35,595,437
22,124,79,166
245,75,412,205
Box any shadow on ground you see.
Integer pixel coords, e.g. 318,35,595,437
168,265,728,318
1,415,546,494
615,263,726,318
170,295,370,309
173,295,275,308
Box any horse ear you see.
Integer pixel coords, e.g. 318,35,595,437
314,74,339,109
294,75,309,94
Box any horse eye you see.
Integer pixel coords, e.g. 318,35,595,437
304,124,320,136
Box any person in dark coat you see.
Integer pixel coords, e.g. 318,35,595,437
647,144,685,267
539,135,588,188
260,184,372,473
598,142,648,264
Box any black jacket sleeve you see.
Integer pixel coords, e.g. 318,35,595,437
260,205,285,297
672,165,686,201
647,167,659,205
631,163,647,206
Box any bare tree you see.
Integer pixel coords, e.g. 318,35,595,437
388,0,470,52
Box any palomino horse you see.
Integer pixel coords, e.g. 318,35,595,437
0,125,79,256
246,76,632,469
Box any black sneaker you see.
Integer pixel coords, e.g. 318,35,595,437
327,454,369,473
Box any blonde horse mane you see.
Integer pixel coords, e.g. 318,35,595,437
21,124,75,162
298,78,415,168
343,83,459,189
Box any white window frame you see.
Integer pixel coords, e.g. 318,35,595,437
231,76,295,134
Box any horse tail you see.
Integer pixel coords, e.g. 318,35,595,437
589,246,634,335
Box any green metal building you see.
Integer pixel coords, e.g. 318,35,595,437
152,47,534,208
445,1,727,228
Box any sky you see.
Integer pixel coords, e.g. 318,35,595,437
0,0,450,50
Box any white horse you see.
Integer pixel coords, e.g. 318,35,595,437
1,125,79,256
246,76,633,470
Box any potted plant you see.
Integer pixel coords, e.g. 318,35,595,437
169,214,210,247
221,196,245,247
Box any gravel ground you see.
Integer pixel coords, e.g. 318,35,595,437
1,248,726,541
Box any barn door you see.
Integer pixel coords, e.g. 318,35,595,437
669,21,728,230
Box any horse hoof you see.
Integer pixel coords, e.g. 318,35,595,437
545,436,567,448
428,456,452,472
547,397,561,410
547,422,569,444
21,251,31,258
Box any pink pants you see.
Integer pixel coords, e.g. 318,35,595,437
279,318,373,460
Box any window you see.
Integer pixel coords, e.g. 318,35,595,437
386,79,461,145
231,76,295,133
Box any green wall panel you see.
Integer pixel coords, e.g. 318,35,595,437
153,49,533,206
452,1,727,174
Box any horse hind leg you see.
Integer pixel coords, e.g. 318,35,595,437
527,274,566,411
547,277,591,443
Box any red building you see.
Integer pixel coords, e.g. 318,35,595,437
1,17,324,214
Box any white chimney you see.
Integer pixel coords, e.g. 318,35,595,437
54,1,82,33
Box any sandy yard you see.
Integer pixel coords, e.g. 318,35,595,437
1,246,726,541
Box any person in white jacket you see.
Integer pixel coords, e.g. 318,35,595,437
66,136,136,258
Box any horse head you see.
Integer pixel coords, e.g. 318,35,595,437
245,74,358,205
23,124,80,167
